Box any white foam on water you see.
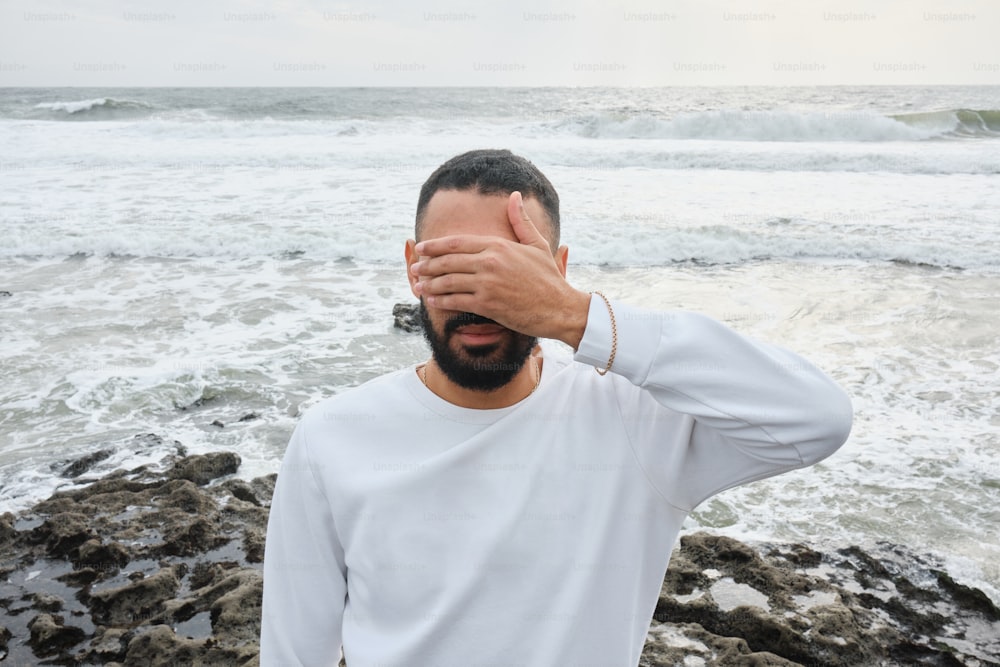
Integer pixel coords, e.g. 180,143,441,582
548,109,938,141
34,98,111,114
3,156,999,271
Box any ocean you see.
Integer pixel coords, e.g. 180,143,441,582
1,86,998,604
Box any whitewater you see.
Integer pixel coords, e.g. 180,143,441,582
1,86,998,608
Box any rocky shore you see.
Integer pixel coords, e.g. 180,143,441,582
1,440,998,666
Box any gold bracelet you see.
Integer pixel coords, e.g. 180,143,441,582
590,291,617,376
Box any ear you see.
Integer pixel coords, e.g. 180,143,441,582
404,239,420,298
554,244,569,278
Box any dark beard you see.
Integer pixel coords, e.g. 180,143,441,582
418,300,537,392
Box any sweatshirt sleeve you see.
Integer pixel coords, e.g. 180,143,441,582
573,295,853,511
261,419,347,666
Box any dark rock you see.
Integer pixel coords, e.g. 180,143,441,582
132,432,188,457
0,512,14,543
642,622,800,666
201,569,263,642
238,412,259,422
158,518,227,557
58,566,100,587
771,542,822,569
60,447,115,478
123,624,258,667
225,479,261,506
0,290,11,297
393,302,422,332
89,567,180,626
211,419,225,428
169,452,241,486
77,538,131,571
32,592,65,613
189,562,222,590
242,528,265,563
178,394,218,411
162,478,217,513
0,447,268,664
935,569,1000,620
250,474,277,507
649,533,1000,666
89,626,129,661
27,613,87,656
31,512,98,558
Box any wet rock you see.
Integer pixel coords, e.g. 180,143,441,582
647,533,1000,666
0,290,11,297
642,622,800,667
1,446,269,664
27,613,87,656
162,479,217,514
61,447,115,478
123,624,259,666
158,517,227,557
89,626,129,661
225,479,262,506
241,528,266,564
58,566,101,588
89,567,181,626
0,512,15,543
31,511,98,558
77,538,131,571
133,432,188,457
0,624,12,656
238,412,259,422
392,302,422,332
32,591,65,613
169,452,240,486
178,394,218,411
249,474,276,505
211,419,226,428
202,570,263,642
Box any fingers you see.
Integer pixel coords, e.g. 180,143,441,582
414,235,490,258
419,291,479,312
413,270,479,297
507,191,549,251
410,251,489,281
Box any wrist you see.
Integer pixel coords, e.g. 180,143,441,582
558,288,592,350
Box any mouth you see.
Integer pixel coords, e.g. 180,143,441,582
455,323,507,346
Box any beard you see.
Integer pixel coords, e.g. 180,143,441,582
418,300,537,392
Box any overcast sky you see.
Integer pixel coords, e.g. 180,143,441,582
1,0,998,86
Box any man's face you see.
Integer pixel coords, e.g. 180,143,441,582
408,189,555,392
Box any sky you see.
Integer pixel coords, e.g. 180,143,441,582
1,0,998,87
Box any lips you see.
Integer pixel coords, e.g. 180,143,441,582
457,324,505,335
455,323,507,344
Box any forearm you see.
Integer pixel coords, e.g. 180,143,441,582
573,296,852,507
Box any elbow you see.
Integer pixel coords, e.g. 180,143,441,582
801,384,853,466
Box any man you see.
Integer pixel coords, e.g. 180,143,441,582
260,149,852,666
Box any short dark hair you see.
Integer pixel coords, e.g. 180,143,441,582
415,149,560,251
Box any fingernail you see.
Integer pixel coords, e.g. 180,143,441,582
410,261,422,274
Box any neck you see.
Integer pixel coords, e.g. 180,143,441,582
423,348,541,409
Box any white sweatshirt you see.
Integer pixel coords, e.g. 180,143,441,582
260,297,852,667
